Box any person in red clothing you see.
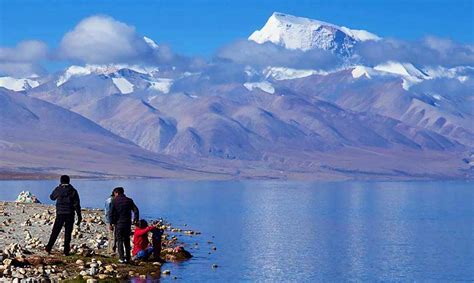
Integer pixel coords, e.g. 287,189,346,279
132,219,163,260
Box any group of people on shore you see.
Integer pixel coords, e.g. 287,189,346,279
44,175,162,264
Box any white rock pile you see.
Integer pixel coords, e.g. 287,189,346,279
15,191,40,204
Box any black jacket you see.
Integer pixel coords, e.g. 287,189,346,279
111,194,139,228
50,184,81,218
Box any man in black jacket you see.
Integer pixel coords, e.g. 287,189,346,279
110,187,139,263
45,175,82,255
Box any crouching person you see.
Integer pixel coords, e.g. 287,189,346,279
132,220,163,261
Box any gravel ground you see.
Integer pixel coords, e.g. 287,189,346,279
0,201,195,281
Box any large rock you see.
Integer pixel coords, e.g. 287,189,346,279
162,246,192,262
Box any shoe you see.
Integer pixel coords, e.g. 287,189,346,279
45,247,51,255
118,259,128,264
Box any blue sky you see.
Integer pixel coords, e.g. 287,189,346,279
1,0,473,57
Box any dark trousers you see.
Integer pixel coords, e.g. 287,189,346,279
46,214,74,254
115,226,131,260
152,229,162,259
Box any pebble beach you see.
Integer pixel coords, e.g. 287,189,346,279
0,201,198,281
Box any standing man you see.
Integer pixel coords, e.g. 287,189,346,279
104,190,116,254
110,187,139,263
45,175,82,256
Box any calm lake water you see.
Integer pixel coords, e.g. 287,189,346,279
0,180,473,281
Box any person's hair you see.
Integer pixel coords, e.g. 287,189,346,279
60,175,70,184
113,187,124,195
137,219,148,228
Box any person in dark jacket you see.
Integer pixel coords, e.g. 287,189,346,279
110,187,139,263
45,175,82,255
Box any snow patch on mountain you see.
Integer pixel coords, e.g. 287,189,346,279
340,27,381,41
148,78,173,93
112,77,134,94
57,64,160,86
249,12,379,55
0,77,40,91
244,81,275,94
351,66,374,79
374,61,429,79
143,36,159,49
264,66,324,80
374,61,430,90
56,66,92,86
422,66,473,83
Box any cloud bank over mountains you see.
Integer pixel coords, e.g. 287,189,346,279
0,14,472,78
355,36,474,67
0,40,48,77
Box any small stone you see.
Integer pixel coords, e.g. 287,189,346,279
79,270,87,276
212,264,218,268
86,279,97,283
75,259,84,265
89,267,98,276
162,269,171,275
152,261,161,266
105,265,114,272
211,246,217,250
98,274,108,280
3,259,12,267
139,274,146,279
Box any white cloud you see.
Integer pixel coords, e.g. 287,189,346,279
0,40,48,62
58,15,152,64
354,37,474,67
0,40,48,77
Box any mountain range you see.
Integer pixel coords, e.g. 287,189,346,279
1,12,472,180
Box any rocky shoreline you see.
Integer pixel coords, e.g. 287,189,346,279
0,201,200,281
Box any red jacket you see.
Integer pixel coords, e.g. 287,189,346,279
132,226,154,256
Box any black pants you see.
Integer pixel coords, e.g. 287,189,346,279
115,226,131,261
46,214,74,254
152,229,163,259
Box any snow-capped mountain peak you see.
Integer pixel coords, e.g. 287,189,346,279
0,77,40,91
56,64,160,87
249,12,380,56
144,36,159,49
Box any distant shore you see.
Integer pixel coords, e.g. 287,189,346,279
1,170,472,182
